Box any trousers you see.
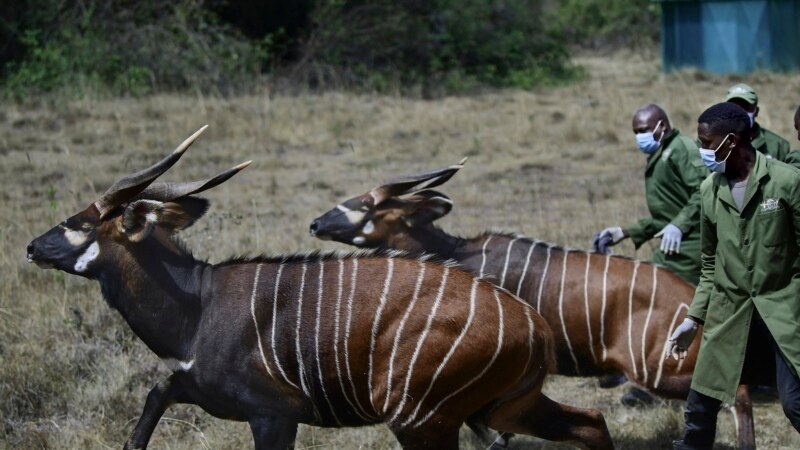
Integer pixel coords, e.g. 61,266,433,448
678,312,800,448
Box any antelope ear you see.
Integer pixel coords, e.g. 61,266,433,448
160,197,210,231
121,200,164,242
402,191,453,227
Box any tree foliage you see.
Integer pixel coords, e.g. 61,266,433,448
0,0,660,98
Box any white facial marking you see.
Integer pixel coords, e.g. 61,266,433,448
345,210,366,224
362,220,375,235
353,236,366,245
336,204,350,212
63,228,88,247
161,358,194,372
74,242,100,273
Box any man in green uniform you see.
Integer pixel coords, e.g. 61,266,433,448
670,103,800,449
594,104,708,285
725,83,799,168
795,105,800,143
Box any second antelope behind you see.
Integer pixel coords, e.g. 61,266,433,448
27,128,612,450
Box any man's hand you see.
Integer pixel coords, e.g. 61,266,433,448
592,226,627,254
668,318,699,360
655,224,683,255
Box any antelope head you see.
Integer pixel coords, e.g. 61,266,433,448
26,126,250,278
309,159,465,252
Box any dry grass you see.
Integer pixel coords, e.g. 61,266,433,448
2,51,799,449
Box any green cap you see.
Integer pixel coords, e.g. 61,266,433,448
725,83,758,106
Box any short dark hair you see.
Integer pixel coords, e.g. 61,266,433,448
698,102,750,138
795,105,800,119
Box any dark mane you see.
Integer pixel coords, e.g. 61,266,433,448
475,230,647,264
215,248,460,268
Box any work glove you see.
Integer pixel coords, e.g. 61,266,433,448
592,226,626,254
667,318,699,360
655,223,683,255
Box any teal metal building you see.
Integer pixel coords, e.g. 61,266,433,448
657,0,800,73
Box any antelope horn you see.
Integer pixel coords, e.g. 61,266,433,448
370,157,467,204
94,125,208,218
134,160,252,202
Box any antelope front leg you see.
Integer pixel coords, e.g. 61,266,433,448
249,416,298,450
124,373,188,450
731,385,756,450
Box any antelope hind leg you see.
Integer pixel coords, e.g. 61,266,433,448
486,392,613,450
249,416,298,450
124,373,188,450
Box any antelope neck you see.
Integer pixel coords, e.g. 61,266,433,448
98,237,207,360
408,226,464,260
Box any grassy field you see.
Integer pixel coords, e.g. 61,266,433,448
2,51,800,449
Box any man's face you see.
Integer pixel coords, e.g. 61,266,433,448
794,112,800,142
698,122,736,162
632,113,659,135
728,98,758,115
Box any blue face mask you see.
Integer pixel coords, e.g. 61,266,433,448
746,112,755,128
699,133,733,173
635,120,663,155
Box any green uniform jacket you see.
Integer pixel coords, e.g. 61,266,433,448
627,130,709,284
688,151,800,404
752,124,800,169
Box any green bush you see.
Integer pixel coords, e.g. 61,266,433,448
1,0,590,97
293,0,580,93
556,0,661,49
1,0,270,99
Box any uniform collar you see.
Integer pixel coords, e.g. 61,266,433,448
645,129,679,171
751,123,766,152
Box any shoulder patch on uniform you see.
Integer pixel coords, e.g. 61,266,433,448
661,147,673,161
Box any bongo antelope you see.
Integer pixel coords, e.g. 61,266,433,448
27,129,613,450
309,160,756,448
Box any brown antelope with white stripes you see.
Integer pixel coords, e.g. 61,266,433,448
310,161,760,448
309,160,700,396
26,128,613,450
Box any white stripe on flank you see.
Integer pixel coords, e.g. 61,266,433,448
640,265,658,385
314,260,341,425
523,306,536,374
403,278,479,427
499,237,519,288
535,245,553,311
654,303,689,388
383,261,426,413
516,240,539,296
558,250,580,374
333,260,370,422
343,259,376,419
295,263,311,396
250,264,275,379
583,253,597,363
479,236,493,277
600,255,611,361
389,267,450,423
413,288,505,428
368,258,395,410
271,264,300,390
627,261,641,380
